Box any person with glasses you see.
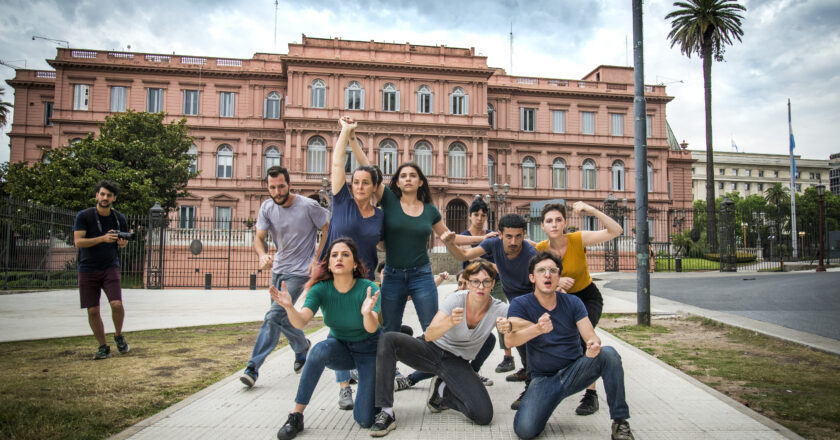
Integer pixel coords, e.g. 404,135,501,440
369,260,510,437
535,202,623,416
500,252,634,440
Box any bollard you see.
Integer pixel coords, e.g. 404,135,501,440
205,273,212,290
675,256,682,273
250,273,257,290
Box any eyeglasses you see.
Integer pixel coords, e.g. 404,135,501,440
535,267,560,275
469,279,494,288
457,282,468,289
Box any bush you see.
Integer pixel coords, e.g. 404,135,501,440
704,252,757,263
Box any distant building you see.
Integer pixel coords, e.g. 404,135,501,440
6,35,692,237
690,150,830,201
830,152,840,196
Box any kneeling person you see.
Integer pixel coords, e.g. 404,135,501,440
503,252,634,440
371,260,509,437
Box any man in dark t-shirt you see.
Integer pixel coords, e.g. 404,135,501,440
73,180,130,360
500,252,634,440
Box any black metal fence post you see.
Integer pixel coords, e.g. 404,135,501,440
719,197,737,272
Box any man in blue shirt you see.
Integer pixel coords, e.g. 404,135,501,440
500,252,634,440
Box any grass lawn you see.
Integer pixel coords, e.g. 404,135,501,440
599,314,840,440
0,319,324,440
654,257,719,271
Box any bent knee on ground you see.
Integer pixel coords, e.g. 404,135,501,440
513,422,541,440
471,409,493,426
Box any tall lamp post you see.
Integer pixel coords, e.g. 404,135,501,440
488,182,510,230
318,177,331,210
816,184,826,272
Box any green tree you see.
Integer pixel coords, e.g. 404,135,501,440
0,87,13,128
666,0,747,253
2,111,197,216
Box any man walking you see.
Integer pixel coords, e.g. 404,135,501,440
73,180,131,360
241,166,329,387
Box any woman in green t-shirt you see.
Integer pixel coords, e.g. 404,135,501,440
271,238,382,439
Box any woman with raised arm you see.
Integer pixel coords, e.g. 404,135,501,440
536,201,623,417
272,238,382,439
319,116,385,409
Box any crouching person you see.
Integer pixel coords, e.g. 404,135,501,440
370,259,509,437
504,252,634,440
273,238,381,439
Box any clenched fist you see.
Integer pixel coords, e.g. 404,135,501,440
537,313,553,334
496,317,512,334
449,307,464,327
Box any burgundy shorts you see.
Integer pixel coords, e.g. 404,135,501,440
78,266,122,309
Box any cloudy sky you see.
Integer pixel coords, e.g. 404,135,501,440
1,0,838,167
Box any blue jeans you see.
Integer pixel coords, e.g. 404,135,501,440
245,273,309,376
381,263,438,332
407,333,496,384
295,332,380,428
514,347,630,440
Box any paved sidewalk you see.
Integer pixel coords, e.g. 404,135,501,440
97,281,801,440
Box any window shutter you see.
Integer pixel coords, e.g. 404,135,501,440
360,89,365,110
395,91,400,111
464,94,469,115
344,88,349,109
520,108,525,130
263,98,268,118
429,93,434,113
449,93,454,114
382,90,386,110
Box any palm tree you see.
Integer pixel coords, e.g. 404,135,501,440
666,0,746,252
0,87,13,128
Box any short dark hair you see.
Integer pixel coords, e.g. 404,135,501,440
528,251,563,275
389,162,432,203
540,203,566,222
95,180,120,196
469,199,489,215
307,238,367,290
266,165,290,184
498,213,527,233
353,165,383,188
463,258,498,281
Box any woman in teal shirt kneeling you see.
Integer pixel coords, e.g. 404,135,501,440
271,238,382,439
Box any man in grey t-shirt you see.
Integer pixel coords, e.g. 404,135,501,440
370,260,509,436
241,166,329,388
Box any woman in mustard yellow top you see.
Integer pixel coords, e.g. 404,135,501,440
534,201,623,417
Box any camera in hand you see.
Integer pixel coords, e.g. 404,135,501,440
116,231,135,241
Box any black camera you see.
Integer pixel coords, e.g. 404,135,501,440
116,231,135,241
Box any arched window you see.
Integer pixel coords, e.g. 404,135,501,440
310,79,326,108
379,139,398,175
488,155,496,186
522,156,536,189
345,81,364,110
382,83,399,112
414,141,433,176
582,159,597,190
264,146,282,176
265,92,282,119
216,144,233,179
445,199,469,233
448,143,467,178
552,158,566,189
344,139,362,173
188,144,198,174
648,161,654,192
306,137,327,173
612,160,625,191
418,85,432,113
449,87,468,115
488,104,495,128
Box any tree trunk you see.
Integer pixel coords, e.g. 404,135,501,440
702,33,718,253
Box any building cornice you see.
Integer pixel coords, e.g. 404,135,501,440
488,84,674,103
48,59,286,81
281,57,496,79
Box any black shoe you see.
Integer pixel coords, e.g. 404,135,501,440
399,324,414,336
293,339,311,374
349,369,359,385
93,344,111,360
477,374,493,386
510,383,528,410
426,377,449,413
611,419,635,440
395,375,414,391
370,410,396,437
277,412,304,440
506,367,527,382
495,355,515,373
114,335,130,354
576,389,599,415
240,369,257,388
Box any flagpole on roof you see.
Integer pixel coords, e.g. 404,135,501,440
788,98,798,258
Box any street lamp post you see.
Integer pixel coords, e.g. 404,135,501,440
489,182,510,230
816,184,826,272
318,177,330,210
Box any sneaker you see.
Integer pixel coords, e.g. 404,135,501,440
575,389,599,415
276,412,304,440
349,369,359,385
611,419,635,440
93,344,111,360
506,367,527,382
426,377,449,413
395,375,414,392
240,369,257,388
338,385,354,410
293,339,311,374
495,355,515,373
369,410,396,437
510,385,528,410
399,324,414,336
114,334,130,354
477,374,494,386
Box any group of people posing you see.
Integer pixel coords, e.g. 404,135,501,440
240,117,635,440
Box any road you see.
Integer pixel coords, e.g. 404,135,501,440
604,272,840,341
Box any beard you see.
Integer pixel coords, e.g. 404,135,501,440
272,193,289,206
98,200,111,208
